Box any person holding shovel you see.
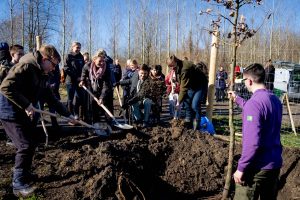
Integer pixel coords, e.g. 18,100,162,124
0,44,76,197
228,63,282,200
79,49,113,134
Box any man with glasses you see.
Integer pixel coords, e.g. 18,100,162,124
228,63,282,200
0,44,76,197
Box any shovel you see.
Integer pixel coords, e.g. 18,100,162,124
33,108,108,136
37,102,49,146
82,85,133,130
115,87,128,123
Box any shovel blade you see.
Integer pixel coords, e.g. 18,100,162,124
113,123,133,130
95,129,108,136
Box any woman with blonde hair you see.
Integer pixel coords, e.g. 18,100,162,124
79,50,113,134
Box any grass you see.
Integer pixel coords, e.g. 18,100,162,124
20,194,40,200
212,116,300,148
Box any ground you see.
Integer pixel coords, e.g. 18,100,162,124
0,119,299,200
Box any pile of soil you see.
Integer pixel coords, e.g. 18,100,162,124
0,120,299,200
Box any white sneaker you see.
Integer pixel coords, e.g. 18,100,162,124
74,115,79,120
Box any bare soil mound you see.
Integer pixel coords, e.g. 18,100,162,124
0,121,299,200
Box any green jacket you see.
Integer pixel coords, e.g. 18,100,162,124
178,60,203,103
0,51,70,119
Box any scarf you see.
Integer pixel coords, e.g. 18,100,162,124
90,61,106,81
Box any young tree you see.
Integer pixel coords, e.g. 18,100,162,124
200,1,268,199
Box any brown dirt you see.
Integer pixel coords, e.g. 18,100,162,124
0,121,299,200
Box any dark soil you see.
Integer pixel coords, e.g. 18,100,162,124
0,120,299,200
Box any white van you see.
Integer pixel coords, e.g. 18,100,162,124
273,61,300,100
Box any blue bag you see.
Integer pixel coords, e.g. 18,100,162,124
199,116,215,135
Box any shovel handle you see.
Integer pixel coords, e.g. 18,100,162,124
82,85,118,122
115,87,123,107
33,108,95,129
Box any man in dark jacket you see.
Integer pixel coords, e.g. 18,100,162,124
265,59,275,91
120,64,153,127
0,44,75,197
0,42,12,84
167,55,206,129
63,42,85,120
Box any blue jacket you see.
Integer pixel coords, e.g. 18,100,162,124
215,70,228,89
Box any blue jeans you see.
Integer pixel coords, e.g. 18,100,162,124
66,83,84,116
183,89,202,121
132,98,153,123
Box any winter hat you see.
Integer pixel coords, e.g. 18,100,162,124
0,42,11,62
0,42,9,51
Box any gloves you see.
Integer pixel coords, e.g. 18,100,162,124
25,103,35,119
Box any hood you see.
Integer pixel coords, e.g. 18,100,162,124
18,51,43,71
0,50,12,63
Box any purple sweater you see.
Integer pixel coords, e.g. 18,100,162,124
236,89,282,172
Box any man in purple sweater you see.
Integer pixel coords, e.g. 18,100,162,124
228,63,282,200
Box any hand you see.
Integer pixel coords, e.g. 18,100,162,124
233,170,244,184
50,83,55,89
228,91,237,102
25,103,35,119
68,115,78,124
113,81,120,87
79,81,84,87
98,98,103,105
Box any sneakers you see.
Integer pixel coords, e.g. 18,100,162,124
142,122,149,128
13,185,37,198
6,139,15,147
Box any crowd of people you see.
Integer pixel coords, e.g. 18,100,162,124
0,40,282,200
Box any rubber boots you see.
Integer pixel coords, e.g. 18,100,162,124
193,118,200,131
13,168,36,197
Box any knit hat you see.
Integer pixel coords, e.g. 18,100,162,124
0,42,11,62
0,42,9,51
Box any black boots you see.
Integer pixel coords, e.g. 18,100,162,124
13,168,36,197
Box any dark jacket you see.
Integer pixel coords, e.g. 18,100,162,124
0,60,13,84
63,52,84,84
81,62,112,100
215,70,228,90
120,71,153,104
113,64,122,82
0,51,70,120
178,60,204,103
265,65,275,90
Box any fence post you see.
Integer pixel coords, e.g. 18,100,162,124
284,93,297,136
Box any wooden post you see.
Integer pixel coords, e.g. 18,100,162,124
284,93,297,136
206,28,219,121
36,35,42,50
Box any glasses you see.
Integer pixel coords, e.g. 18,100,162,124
241,78,248,83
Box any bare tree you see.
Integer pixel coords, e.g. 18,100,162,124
200,1,267,199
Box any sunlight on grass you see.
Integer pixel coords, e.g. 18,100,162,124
213,116,300,148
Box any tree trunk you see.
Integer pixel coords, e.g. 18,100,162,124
128,9,131,59
88,0,92,57
21,0,25,47
222,1,239,198
10,0,14,45
62,0,66,63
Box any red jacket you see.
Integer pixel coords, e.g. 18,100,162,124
165,69,180,95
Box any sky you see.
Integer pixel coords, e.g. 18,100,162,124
1,0,300,56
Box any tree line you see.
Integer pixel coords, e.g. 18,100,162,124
0,0,299,69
